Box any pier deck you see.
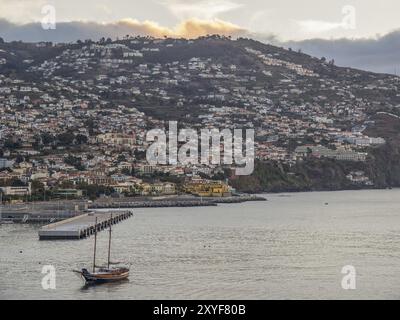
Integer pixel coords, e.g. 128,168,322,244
38,211,133,240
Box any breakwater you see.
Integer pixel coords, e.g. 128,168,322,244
89,195,266,209
1,195,266,223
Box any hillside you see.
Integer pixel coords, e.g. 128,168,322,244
1,35,400,193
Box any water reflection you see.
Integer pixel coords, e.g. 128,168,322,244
80,279,130,292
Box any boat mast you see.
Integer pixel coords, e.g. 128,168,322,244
93,217,98,273
0,192,2,223
107,214,112,269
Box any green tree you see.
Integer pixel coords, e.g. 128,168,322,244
41,132,54,145
31,180,45,198
64,155,85,171
76,134,88,145
57,132,75,146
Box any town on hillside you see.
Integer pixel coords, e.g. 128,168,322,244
1,35,399,202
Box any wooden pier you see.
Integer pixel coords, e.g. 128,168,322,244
38,211,133,240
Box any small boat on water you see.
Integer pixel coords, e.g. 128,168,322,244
78,267,130,283
73,215,130,284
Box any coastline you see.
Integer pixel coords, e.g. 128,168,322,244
243,185,396,195
89,194,266,209
0,194,267,223
3,188,398,224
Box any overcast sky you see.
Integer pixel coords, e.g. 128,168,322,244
1,0,399,40
0,0,399,74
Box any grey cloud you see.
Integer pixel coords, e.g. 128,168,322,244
284,31,400,75
0,18,248,42
0,18,399,75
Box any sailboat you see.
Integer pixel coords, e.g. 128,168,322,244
73,215,130,283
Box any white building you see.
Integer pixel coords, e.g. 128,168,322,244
0,185,31,196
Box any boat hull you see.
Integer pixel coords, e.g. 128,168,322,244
75,268,129,283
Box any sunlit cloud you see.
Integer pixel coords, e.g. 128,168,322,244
0,0,47,22
161,0,243,20
0,17,249,42
117,17,247,38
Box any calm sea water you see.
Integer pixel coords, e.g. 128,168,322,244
1,189,400,300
